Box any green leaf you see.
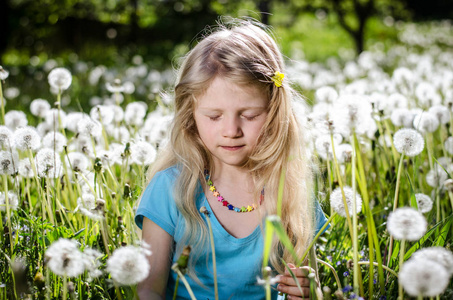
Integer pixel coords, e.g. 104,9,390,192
262,218,274,269
435,216,452,247
70,228,85,239
267,216,299,263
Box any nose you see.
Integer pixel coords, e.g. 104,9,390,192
222,116,243,138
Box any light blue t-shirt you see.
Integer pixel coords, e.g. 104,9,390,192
135,166,329,300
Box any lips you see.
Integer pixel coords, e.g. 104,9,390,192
220,145,245,151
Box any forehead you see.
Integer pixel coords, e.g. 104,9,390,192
195,76,268,110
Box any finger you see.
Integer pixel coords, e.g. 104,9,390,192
284,266,314,277
286,296,309,300
277,284,310,297
277,275,310,287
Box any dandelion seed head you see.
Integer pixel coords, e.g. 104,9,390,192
411,247,453,276
90,105,114,125
390,108,412,127
35,148,62,178
77,118,102,138
393,128,424,157
315,86,338,104
18,158,33,178
0,66,9,80
110,105,124,122
335,143,353,164
414,193,433,213
399,258,449,297
329,186,363,217
42,131,67,153
0,126,14,149
66,152,89,172
0,191,19,211
106,246,150,286
0,150,19,175
387,93,408,110
82,248,103,280
106,78,125,93
130,141,156,165
45,238,84,277
5,110,28,130
106,126,130,143
48,68,72,91
125,102,147,126
315,134,342,160
444,137,453,155
14,126,41,151
415,82,441,108
30,99,51,118
387,207,427,241
45,109,67,130
65,112,87,133
413,112,439,133
426,165,448,188
77,194,104,220
428,105,450,125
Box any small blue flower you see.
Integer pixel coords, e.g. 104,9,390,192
327,255,332,261
349,292,357,298
343,271,350,277
373,278,377,284
336,261,341,266
342,285,353,293
379,296,387,300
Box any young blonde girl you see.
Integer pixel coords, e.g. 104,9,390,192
135,19,328,300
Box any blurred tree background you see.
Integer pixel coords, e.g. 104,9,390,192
1,0,452,111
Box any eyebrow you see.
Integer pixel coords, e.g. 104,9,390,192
197,106,267,111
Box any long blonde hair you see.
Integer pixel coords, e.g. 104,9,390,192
145,19,313,275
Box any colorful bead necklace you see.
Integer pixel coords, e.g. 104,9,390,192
204,170,264,213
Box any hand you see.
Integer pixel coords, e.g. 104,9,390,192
276,263,317,300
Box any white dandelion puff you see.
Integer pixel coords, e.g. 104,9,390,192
0,66,9,80
315,86,338,104
30,99,51,118
35,148,62,178
125,102,147,127
48,68,72,91
106,246,151,286
42,132,67,153
106,79,125,93
65,112,87,133
390,108,412,128
5,110,28,130
315,134,342,160
414,193,433,213
0,150,19,175
415,82,441,108
0,126,14,149
0,191,19,211
18,158,34,178
335,143,353,164
426,165,448,188
45,238,84,277
82,248,103,280
411,247,453,276
413,112,439,133
444,137,453,155
399,258,449,297
387,207,427,241
130,141,157,165
76,194,104,221
45,108,67,130
393,128,424,157
110,105,124,123
329,186,362,217
77,118,102,138
14,126,41,151
428,105,449,125
65,152,89,172
90,105,114,125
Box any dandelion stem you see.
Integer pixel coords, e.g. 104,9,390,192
330,133,354,241
2,174,14,254
172,267,197,300
351,137,360,295
398,239,406,300
356,261,398,278
203,210,219,300
0,80,5,125
172,275,180,300
316,258,342,290
63,274,67,300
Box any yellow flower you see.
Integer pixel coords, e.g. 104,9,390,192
271,71,284,87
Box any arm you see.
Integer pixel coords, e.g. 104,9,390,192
137,217,174,300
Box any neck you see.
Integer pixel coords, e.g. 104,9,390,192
210,163,253,189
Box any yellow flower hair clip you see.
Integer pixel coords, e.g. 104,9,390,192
271,71,284,87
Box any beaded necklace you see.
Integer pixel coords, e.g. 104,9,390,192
204,170,264,213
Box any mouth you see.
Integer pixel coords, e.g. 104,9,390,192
220,145,245,151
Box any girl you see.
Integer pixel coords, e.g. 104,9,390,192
135,19,328,300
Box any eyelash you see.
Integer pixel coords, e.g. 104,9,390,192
208,115,259,121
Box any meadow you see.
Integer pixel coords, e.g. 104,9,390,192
0,20,453,299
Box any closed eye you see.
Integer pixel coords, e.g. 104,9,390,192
208,116,221,121
243,114,259,121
